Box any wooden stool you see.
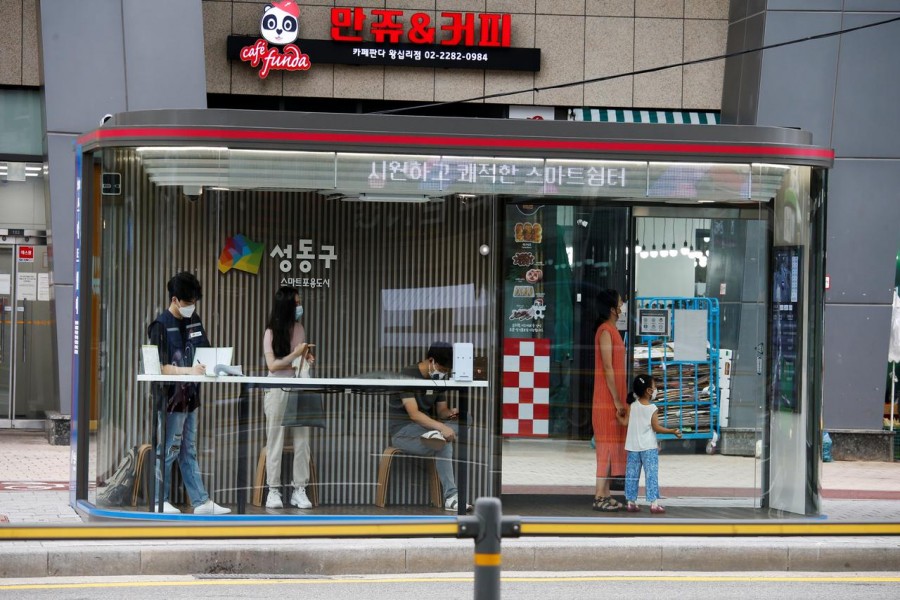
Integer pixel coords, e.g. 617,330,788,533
374,447,443,508
131,444,154,507
251,445,319,507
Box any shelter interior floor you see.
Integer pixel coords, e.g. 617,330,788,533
102,492,816,521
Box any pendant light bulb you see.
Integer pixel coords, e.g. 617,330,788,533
649,244,658,258
680,241,690,256
640,249,649,259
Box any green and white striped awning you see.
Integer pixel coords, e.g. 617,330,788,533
570,108,720,125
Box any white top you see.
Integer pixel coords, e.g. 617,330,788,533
625,401,659,452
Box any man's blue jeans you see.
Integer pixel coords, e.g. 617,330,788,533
156,409,209,506
391,422,459,501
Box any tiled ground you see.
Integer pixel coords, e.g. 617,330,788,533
1,431,898,524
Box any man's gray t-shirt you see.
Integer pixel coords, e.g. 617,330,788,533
387,365,446,436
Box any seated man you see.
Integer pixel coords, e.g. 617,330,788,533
386,342,464,512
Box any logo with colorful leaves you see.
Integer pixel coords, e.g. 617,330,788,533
218,234,265,275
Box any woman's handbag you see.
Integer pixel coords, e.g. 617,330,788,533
280,356,327,429
281,390,326,428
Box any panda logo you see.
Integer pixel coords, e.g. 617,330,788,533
260,0,300,46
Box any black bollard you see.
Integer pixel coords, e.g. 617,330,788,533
458,497,521,600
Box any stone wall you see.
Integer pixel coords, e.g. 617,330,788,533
201,0,728,109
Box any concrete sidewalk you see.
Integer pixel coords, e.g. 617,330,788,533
1,430,899,578
5,433,898,523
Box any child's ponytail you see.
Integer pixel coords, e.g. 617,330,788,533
630,373,654,404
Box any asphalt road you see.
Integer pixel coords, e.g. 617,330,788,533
2,572,899,599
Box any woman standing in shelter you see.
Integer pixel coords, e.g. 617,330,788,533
592,289,627,512
262,286,316,509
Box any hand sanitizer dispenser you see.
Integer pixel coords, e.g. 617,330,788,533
452,342,474,381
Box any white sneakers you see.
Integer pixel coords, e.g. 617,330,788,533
193,499,231,515
444,494,458,511
153,500,231,515
265,487,312,509
154,501,181,514
421,429,447,451
265,489,284,509
290,487,312,509
443,494,473,513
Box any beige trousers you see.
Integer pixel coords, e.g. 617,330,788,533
264,387,311,491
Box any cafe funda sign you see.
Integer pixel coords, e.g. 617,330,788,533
239,1,311,78
230,2,540,78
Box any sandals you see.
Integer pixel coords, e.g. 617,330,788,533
592,496,622,512
649,504,666,514
626,502,641,513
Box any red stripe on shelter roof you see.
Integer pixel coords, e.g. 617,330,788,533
77,127,835,161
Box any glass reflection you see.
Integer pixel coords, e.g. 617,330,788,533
81,145,830,521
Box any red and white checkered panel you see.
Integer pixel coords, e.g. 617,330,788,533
502,338,551,436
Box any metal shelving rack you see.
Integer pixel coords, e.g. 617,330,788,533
633,297,721,449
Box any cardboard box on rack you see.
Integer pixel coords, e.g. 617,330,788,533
719,348,733,390
719,386,731,427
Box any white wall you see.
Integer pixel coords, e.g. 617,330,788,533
0,178,47,229
635,252,697,299
635,213,699,298
634,217,704,299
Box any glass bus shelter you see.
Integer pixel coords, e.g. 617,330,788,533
71,110,832,522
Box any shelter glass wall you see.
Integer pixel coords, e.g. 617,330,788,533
75,139,826,519
83,147,498,512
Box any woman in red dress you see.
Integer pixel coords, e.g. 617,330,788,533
592,289,627,511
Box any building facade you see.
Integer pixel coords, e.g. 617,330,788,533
0,0,896,520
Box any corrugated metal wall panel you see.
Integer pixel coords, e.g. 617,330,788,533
96,152,497,508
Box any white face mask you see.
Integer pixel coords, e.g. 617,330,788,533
178,304,196,319
650,388,658,401
295,305,304,321
429,360,447,380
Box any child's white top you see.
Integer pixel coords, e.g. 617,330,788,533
625,401,659,452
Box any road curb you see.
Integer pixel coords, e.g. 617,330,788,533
1,537,899,578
